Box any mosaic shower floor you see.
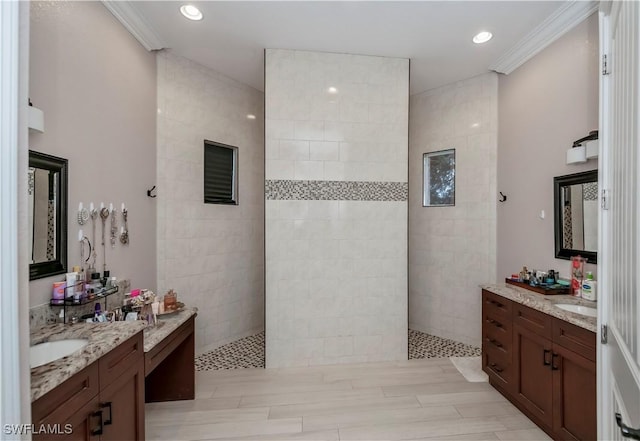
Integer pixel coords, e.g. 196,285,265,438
195,332,265,371
194,329,481,371
408,329,481,359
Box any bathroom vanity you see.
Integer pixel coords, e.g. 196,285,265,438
481,284,596,441
30,309,197,440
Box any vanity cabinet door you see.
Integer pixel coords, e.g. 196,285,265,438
552,342,597,441
33,395,101,441
96,331,144,441
31,333,145,441
98,363,145,441
32,362,101,441
513,323,554,430
63,396,102,441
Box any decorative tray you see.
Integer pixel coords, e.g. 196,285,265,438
505,278,571,295
158,302,185,317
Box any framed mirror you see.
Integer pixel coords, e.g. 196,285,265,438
29,150,68,280
554,170,598,264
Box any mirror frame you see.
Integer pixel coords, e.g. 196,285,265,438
553,169,598,264
29,150,68,280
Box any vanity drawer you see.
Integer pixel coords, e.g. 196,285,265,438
513,303,552,340
482,290,512,320
483,324,512,355
552,317,596,362
32,361,99,425
483,345,511,387
483,311,512,336
99,332,143,388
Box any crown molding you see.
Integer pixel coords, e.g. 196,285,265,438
101,1,165,51
490,0,599,75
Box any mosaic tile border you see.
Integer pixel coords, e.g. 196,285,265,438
265,180,408,201
583,182,598,201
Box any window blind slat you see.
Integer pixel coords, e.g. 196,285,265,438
204,141,236,204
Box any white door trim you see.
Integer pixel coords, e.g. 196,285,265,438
597,6,610,439
598,0,640,439
0,0,27,437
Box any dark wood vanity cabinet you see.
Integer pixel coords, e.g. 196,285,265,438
482,290,596,441
551,320,597,441
513,302,554,428
482,291,513,392
32,332,145,441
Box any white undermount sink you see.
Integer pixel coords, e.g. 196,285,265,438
30,339,89,368
555,304,597,318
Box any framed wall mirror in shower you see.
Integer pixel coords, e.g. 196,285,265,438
554,170,598,264
29,150,68,280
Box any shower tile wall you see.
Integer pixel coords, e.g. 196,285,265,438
265,49,409,368
409,73,498,347
157,51,265,354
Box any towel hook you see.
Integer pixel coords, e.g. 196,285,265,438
147,185,157,198
499,192,507,203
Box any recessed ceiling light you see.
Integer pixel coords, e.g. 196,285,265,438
180,5,203,21
246,114,256,120
473,31,493,44
327,86,338,94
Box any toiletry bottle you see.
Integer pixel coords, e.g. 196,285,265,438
582,272,597,301
66,272,78,302
102,270,110,287
91,272,102,293
52,281,66,304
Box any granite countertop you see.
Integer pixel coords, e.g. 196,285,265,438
30,320,146,402
481,283,597,333
143,307,197,352
31,307,198,403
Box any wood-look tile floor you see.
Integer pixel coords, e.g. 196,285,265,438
146,358,551,441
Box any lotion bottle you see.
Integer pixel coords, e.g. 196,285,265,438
582,272,597,301
66,272,78,302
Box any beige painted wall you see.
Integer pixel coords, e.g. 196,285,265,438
497,14,599,281
409,73,498,347
156,51,264,354
29,1,157,307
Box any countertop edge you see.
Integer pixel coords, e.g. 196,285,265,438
481,283,597,333
30,321,146,402
31,308,199,403
143,308,197,353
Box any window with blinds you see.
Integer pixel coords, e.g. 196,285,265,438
204,140,238,205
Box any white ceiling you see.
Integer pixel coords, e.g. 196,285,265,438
129,1,570,95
